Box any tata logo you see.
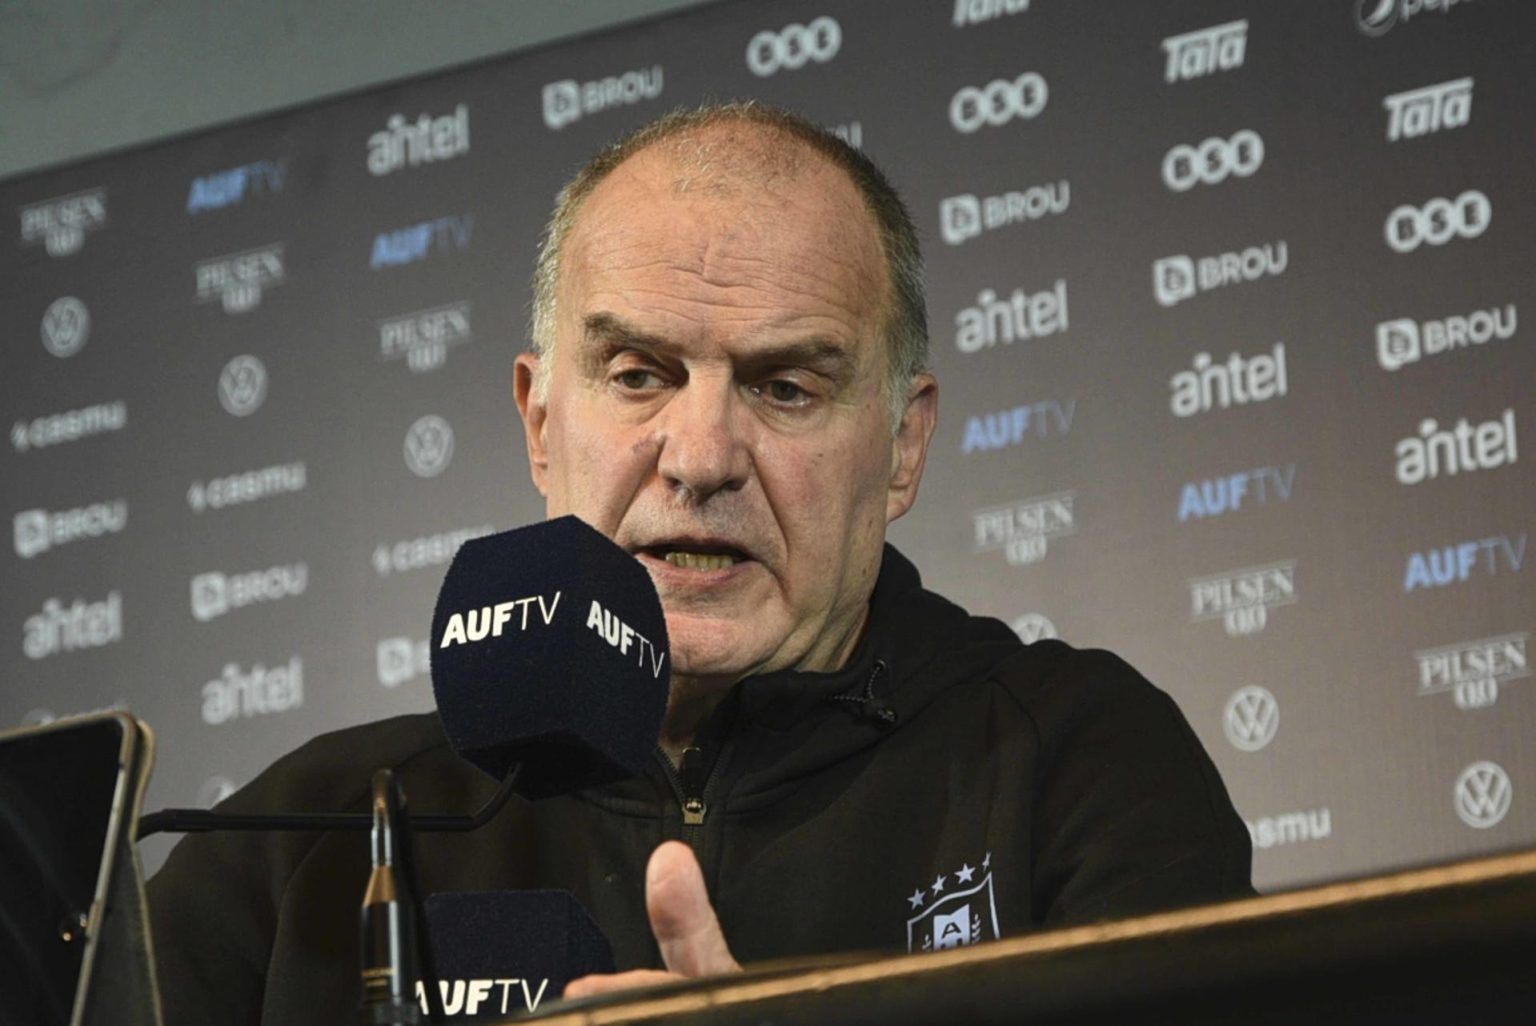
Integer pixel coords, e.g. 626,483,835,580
1162,19,1247,83
1169,343,1287,418
1153,241,1287,308
1189,561,1296,637
195,244,285,313
961,399,1074,453
186,159,288,213
940,181,1068,246
378,301,473,373
1223,685,1279,752
952,0,1030,27
41,296,90,358
1162,130,1264,192
541,67,664,130
1384,77,1472,141
905,854,1000,953
18,188,108,256
949,73,1048,133
1385,190,1490,253
218,355,267,417
367,104,469,176
1454,761,1511,829
1376,304,1516,371
1403,534,1525,592
201,658,304,725
1011,613,1057,644
954,279,1068,353
1416,633,1528,710
1357,0,1474,37
404,415,455,478
1395,409,1517,485
1177,464,1295,521
370,215,473,268
746,17,840,77
972,492,1075,567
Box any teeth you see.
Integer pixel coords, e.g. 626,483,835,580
663,551,740,571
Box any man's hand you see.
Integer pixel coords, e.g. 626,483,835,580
563,840,741,999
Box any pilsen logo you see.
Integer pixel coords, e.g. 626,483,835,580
18,188,107,256
195,244,285,314
905,852,1001,952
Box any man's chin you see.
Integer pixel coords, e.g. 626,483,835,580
662,616,778,682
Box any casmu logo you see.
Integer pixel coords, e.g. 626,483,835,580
367,104,469,176
188,462,306,513
1162,130,1263,192
439,593,562,648
1162,19,1247,83
18,188,107,256
10,400,126,453
187,159,288,213
14,499,127,558
973,492,1075,567
1376,304,1516,371
371,525,494,577
377,637,430,689
747,17,841,77
940,181,1069,246
1385,77,1472,141
370,215,473,268
1246,808,1331,849
195,244,284,314
1154,241,1287,307
23,592,123,660
1416,633,1527,710
961,399,1075,453
1394,409,1516,485
1403,534,1525,592
191,563,308,622
949,73,1048,133
202,658,304,725
1189,561,1296,637
542,66,664,130
954,279,1068,353
378,301,473,372
1177,464,1295,521
953,0,1029,27
1169,343,1287,418
416,978,549,1017
586,600,667,678
1385,190,1490,253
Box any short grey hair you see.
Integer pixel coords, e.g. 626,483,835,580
529,101,928,433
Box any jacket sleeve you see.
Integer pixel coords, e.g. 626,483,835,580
1012,645,1255,927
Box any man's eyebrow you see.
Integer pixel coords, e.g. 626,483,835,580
581,313,672,354
580,312,860,379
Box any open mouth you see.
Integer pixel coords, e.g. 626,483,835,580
640,543,750,572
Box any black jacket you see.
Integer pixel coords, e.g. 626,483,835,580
148,545,1253,1026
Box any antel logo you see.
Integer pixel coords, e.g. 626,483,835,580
1394,409,1517,486
377,637,430,688
367,103,470,176
1454,761,1512,829
1385,190,1490,253
1162,130,1264,192
218,355,267,417
1223,685,1279,752
1011,613,1057,644
404,415,454,477
949,73,1048,134
41,297,90,358
746,17,841,77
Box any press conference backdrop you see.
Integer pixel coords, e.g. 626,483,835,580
2,0,1532,892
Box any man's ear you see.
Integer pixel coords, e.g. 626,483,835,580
513,353,550,496
887,373,938,524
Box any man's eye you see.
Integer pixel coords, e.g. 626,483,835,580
615,369,661,390
759,380,810,405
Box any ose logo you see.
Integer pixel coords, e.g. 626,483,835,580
1385,190,1490,253
404,415,455,477
218,356,267,417
746,17,841,77
1223,685,1279,752
1162,131,1264,192
949,73,1048,134
41,297,90,358
1454,761,1512,829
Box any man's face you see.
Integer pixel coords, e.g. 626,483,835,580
515,135,935,682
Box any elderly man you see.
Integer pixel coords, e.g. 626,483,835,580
149,103,1252,1024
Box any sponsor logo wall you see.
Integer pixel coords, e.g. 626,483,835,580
2,0,1532,890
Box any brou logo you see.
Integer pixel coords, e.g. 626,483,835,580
940,181,1069,246
1385,189,1490,253
905,852,1000,952
1189,561,1296,637
1177,464,1295,521
191,563,308,622
370,216,472,268
1169,343,1287,418
195,244,284,314
1416,633,1527,710
14,500,128,559
747,17,840,77
1162,130,1263,192
378,301,473,372
1384,77,1472,141
23,592,123,660
201,658,304,725
1394,408,1516,485
18,188,107,256
961,399,1075,453
542,67,664,130
1161,19,1247,83
973,491,1075,567
949,73,1048,133
186,159,288,213
439,593,562,648
1376,304,1516,371
1153,241,1287,308
367,104,469,176
1403,534,1525,592
954,279,1068,353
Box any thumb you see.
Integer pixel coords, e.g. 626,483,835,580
645,841,740,978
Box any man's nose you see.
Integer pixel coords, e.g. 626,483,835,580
655,376,751,502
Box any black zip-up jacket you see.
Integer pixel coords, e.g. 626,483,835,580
148,545,1253,1026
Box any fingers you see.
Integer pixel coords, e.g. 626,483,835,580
563,969,682,1000
646,840,741,978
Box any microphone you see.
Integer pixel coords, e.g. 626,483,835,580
359,769,421,1025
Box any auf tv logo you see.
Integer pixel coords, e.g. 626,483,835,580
1404,534,1525,592
370,215,473,269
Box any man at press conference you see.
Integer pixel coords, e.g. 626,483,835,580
148,102,1253,1023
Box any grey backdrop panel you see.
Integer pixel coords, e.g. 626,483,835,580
3,0,1532,891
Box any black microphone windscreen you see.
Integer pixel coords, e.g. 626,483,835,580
422,890,615,1019
430,515,670,799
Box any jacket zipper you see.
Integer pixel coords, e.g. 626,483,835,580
658,744,715,828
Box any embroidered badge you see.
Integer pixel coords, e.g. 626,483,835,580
905,851,1001,952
